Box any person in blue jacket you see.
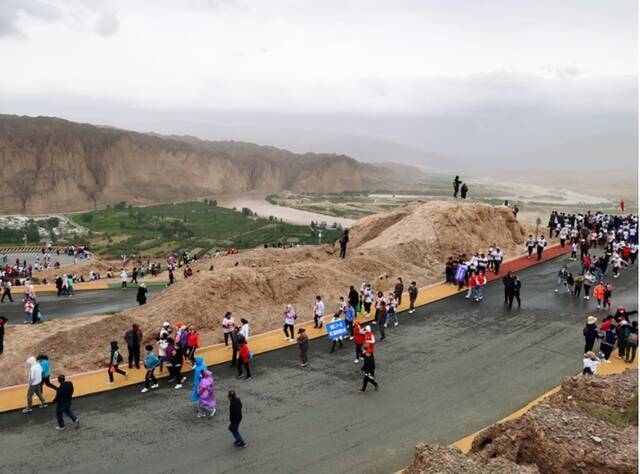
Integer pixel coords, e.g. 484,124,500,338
191,357,207,402
37,352,57,398
141,345,160,393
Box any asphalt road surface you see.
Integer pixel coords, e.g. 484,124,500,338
0,287,163,323
0,253,637,474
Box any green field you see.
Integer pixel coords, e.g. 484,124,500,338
68,201,341,257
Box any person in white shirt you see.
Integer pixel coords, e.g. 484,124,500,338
222,312,235,346
239,319,250,340
536,236,547,261
313,296,325,328
120,269,128,289
23,356,47,413
283,305,296,341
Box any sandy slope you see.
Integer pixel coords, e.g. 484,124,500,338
0,201,530,387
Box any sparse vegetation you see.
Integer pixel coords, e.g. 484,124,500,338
576,396,638,428
68,201,341,257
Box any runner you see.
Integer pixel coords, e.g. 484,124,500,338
107,341,127,384
593,282,605,310
141,345,160,393
555,265,569,293
536,235,547,261
525,234,535,259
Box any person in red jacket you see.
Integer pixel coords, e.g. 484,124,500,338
237,340,251,380
363,326,376,356
353,321,365,364
466,272,478,300
474,273,487,302
186,326,200,366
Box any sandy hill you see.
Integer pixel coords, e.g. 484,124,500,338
0,201,529,387
0,114,421,214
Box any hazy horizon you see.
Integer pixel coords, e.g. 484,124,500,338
0,0,637,194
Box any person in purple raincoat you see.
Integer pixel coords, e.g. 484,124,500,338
197,370,216,418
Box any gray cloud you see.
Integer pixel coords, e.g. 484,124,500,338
93,8,119,36
0,0,61,38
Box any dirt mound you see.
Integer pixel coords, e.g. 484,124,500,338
405,444,538,473
1,201,532,387
470,370,638,473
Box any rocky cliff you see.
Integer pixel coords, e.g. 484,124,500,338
0,115,406,214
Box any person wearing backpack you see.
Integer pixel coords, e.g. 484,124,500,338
625,321,638,364
107,341,127,384
141,345,160,393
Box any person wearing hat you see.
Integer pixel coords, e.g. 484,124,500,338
136,282,148,305
583,316,599,353
582,351,600,375
297,328,309,367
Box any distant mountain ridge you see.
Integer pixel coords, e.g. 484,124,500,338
0,115,424,214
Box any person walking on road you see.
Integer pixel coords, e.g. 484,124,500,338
344,302,356,339
339,229,349,259
526,235,535,259
107,341,127,384
191,357,207,401
408,281,418,314
197,370,216,418
297,328,309,367
228,390,246,447
329,313,345,352
136,283,148,305
583,316,599,353
237,339,252,379
54,375,79,430
141,345,160,393
124,324,143,369
583,270,595,300
359,351,378,393
23,356,47,413
1,279,13,302
283,304,296,341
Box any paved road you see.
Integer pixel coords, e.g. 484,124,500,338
0,253,636,474
0,287,163,323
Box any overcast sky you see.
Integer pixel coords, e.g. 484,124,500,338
0,0,637,188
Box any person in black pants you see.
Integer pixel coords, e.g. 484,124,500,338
359,351,378,393
509,276,522,309
1,280,12,302
348,286,359,311
230,331,242,368
54,375,79,430
503,272,514,303
228,390,246,447
123,324,143,369
0,316,7,354
339,229,349,259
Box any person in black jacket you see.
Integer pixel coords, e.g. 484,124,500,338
0,316,7,354
136,283,148,305
228,390,246,447
123,324,143,369
348,286,359,310
339,229,349,259
503,272,515,304
359,351,378,393
54,375,79,430
510,276,522,309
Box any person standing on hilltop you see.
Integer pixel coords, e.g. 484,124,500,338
339,229,349,259
452,175,462,198
460,183,469,199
